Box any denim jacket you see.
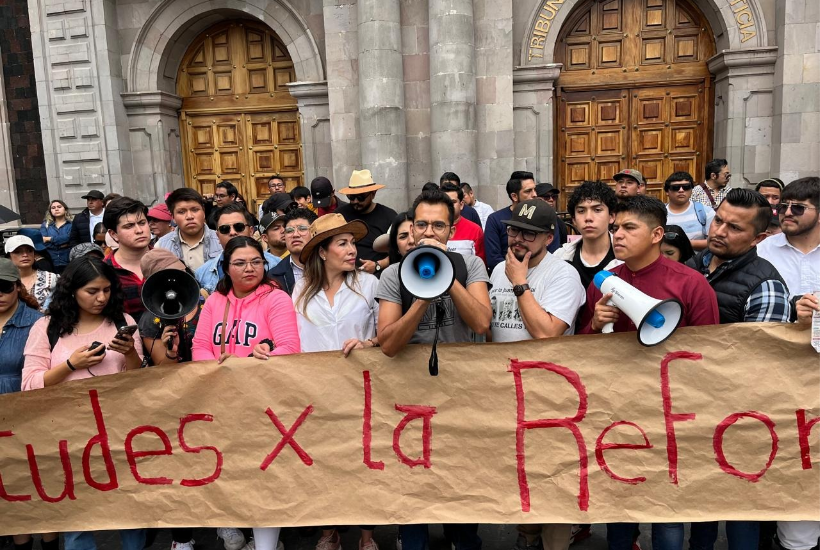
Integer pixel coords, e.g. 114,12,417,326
155,226,222,266
194,250,281,294
0,301,43,394
40,221,73,267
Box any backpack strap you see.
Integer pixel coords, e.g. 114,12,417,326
400,251,469,314
693,201,707,231
698,182,717,208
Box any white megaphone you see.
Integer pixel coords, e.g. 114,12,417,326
399,245,456,299
593,270,682,346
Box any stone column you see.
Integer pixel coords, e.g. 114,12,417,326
358,0,407,209
513,64,560,205
474,0,514,210
323,0,361,190
121,91,184,204
429,0,477,184
0,44,18,213
287,81,332,183
770,0,820,182
708,48,777,187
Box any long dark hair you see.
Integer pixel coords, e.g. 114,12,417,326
388,211,412,265
663,224,695,264
216,236,277,296
46,256,126,337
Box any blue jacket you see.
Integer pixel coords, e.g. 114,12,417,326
41,221,73,267
156,226,222,266
195,250,281,294
0,302,43,394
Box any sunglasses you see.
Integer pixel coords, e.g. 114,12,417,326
777,202,816,217
664,231,680,241
348,193,371,202
668,184,694,192
217,222,248,235
0,280,17,294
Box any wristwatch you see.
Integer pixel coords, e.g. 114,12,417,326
375,262,382,273
513,283,530,297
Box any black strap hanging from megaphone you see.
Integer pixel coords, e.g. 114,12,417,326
428,300,445,376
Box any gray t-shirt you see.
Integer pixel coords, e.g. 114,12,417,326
376,255,490,344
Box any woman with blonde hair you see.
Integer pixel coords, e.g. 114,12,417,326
40,199,73,273
292,214,380,550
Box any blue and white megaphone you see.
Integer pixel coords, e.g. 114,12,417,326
399,245,456,300
593,270,683,346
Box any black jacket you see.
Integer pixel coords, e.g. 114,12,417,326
687,247,787,324
69,209,92,247
268,257,296,296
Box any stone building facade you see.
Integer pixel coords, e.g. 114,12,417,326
1,0,818,221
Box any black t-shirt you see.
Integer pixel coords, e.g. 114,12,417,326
570,239,617,291
337,202,398,261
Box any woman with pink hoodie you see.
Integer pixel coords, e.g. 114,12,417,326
192,236,300,550
193,236,300,363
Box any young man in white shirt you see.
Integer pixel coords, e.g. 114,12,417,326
490,199,585,341
664,171,714,251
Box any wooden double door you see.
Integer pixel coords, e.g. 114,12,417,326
178,21,303,211
559,83,707,202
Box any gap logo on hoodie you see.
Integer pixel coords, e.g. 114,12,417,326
212,320,259,347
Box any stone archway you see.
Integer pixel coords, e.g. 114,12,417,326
127,0,324,94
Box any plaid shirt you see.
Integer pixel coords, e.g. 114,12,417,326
691,183,731,208
104,253,146,323
698,251,791,323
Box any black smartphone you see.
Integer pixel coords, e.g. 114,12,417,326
113,324,138,340
89,341,106,356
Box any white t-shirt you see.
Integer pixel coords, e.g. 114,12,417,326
292,273,379,352
489,253,586,342
665,201,714,241
89,209,105,242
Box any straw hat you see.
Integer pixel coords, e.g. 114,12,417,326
339,169,385,195
299,214,368,263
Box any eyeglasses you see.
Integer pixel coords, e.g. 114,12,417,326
217,222,248,235
214,193,229,200
664,231,680,240
229,259,266,269
348,193,371,202
284,225,310,235
0,280,17,294
777,202,816,216
668,184,694,192
414,220,450,233
506,226,539,242
269,182,285,191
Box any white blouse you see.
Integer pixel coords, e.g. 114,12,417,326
292,273,379,353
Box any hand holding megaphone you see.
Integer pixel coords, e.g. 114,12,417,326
593,270,683,346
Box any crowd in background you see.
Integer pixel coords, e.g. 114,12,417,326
0,164,818,550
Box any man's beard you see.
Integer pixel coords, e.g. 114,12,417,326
782,216,817,238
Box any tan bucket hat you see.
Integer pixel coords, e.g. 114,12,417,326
339,169,385,195
299,213,368,263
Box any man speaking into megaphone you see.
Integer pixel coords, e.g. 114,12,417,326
576,195,720,548
578,195,719,336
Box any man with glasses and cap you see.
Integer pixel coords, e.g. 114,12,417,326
663,171,714,251
69,189,106,246
194,203,281,294
337,169,397,276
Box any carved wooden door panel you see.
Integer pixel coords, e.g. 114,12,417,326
245,112,303,212
178,21,303,206
560,90,628,200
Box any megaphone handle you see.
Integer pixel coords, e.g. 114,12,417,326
601,298,615,334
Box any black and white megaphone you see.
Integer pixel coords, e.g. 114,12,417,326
398,245,457,376
398,245,456,300
141,269,201,322
593,270,682,346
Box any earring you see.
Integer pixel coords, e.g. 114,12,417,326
320,255,326,261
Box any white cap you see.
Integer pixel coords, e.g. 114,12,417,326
4,235,35,254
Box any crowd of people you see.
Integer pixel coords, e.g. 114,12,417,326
0,162,818,550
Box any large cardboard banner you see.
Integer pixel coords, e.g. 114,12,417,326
0,323,818,535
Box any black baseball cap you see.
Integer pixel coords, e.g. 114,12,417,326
310,177,334,208
535,183,559,197
263,192,297,215
503,199,557,233
81,190,105,200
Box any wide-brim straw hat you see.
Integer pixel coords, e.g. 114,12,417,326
300,213,368,263
339,169,385,195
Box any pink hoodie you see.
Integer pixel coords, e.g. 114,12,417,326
192,283,300,361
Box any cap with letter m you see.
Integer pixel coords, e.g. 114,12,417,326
503,199,557,233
